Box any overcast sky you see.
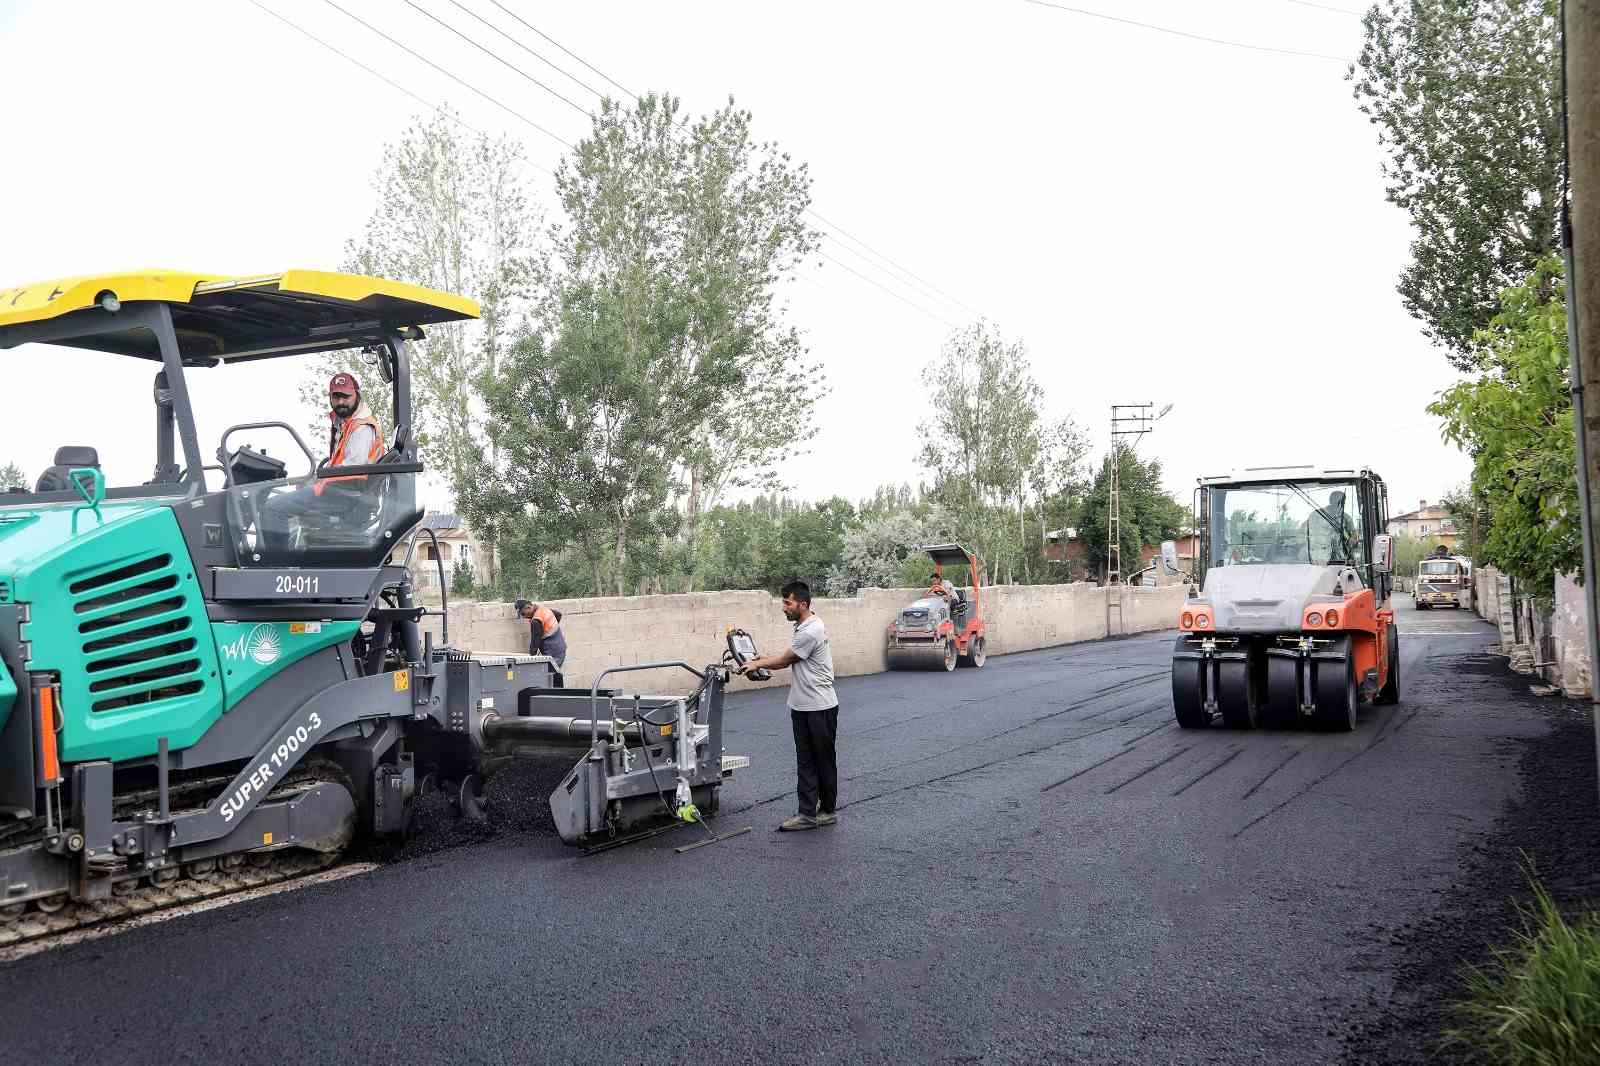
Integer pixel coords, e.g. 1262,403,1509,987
0,0,1469,518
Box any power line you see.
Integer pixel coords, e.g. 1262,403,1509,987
816,246,961,330
474,10,986,323
246,0,483,136
1283,0,1366,14
401,0,591,117
488,0,637,100
807,208,985,320
244,0,566,177
275,0,981,327
1021,0,1349,62
1028,0,1543,86
442,0,606,101
320,0,575,149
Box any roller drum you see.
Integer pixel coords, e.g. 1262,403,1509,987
885,639,950,671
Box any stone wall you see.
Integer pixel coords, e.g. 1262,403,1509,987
422,582,1190,696
1553,571,1593,698
1471,565,1593,698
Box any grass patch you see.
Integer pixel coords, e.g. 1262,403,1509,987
1450,879,1600,1064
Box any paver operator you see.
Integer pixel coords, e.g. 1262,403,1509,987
325,371,383,469
736,580,840,832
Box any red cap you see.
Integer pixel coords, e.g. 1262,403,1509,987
329,372,359,396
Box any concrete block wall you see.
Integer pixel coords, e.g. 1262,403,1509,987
1553,571,1593,698
1472,565,1593,698
1473,567,1502,627
422,582,1190,697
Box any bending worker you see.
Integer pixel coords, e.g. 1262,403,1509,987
515,599,567,673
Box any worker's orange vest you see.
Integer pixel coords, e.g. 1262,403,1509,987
313,413,384,496
530,604,560,637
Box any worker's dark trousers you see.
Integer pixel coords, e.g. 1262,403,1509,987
790,706,840,816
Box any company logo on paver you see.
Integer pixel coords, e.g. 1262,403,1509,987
222,624,282,665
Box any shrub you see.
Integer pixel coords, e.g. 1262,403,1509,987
1450,880,1600,1064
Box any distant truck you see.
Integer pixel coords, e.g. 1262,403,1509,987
1415,556,1471,610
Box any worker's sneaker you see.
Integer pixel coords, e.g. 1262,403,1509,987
779,814,820,832
815,810,838,826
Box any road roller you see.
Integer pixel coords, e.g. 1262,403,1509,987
885,543,987,671
1171,466,1400,731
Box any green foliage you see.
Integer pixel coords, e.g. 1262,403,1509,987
450,556,475,597
1072,447,1187,582
1391,532,1448,578
696,496,856,593
1441,486,1488,561
857,483,925,522
549,93,824,589
1449,879,1600,1064
917,322,1088,584
1350,0,1562,368
0,461,25,491
458,280,703,596
1428,256,1576,599
824,508,957,597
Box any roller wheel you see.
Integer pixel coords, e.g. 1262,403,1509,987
1376,625,1401,705
458,774,488,823
1172,640,1208,729
1217,658,1261,729
1266,655,1303,727
34,894,67,915
958,635,987,668
1315,650,1359,732
884,640,903,671
941,639,958,672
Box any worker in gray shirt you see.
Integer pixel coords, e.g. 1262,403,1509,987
737,579,839,831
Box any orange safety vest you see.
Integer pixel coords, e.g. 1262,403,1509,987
313,411,384,496
530,604,560,637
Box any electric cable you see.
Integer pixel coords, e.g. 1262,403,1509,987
443,0,607,100
1022,0,1349,61
1283,0,1364,14
488,0,638,99
244,0,541,162
817,247,962,329
470,6,985,323
255,0,983,327
401,0,591,116
319,0,575,149
807,208,987,320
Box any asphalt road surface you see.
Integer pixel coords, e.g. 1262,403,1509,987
0,596,1542,1065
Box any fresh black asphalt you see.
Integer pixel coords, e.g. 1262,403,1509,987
0,598,1544,1064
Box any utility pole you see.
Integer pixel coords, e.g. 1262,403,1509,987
1108,403,1155,633
1566,0,1600,804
